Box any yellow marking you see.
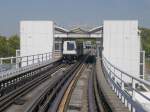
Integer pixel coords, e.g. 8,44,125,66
57,64,85,112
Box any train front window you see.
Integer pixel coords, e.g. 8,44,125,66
67,42,75,50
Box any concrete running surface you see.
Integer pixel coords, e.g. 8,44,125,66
67,65,92,112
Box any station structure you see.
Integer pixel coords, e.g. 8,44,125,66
54,25,103,58
0,20,149,112
20,20,144,80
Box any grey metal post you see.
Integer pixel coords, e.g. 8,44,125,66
33,55,34,64
0,58,2,64
121,72,125,103
20,57,22,68
38,55,40,63
15,57,17,68
11,57,13,64
131,78,136,112
42,54,43,62
27,56,28,66
49,53,51,59
46,53,47,61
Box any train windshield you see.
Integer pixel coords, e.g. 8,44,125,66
67,42,75,50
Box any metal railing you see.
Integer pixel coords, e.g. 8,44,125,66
102,55,150,112
0,52,53,70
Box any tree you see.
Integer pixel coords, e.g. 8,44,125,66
0,36,7,57
7,35,20,56
0,34,20,58
140,28,150,56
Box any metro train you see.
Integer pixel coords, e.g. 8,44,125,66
62,40,83,62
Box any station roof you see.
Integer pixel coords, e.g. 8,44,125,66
55,25,69,33
69,27,89,33
89,26,103,33
55,25,103,34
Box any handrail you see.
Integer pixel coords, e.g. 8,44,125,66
103,56,150,87
102,55,150,112
0,52,52,59
0,52,53,72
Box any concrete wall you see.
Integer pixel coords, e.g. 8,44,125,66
20,21,54,66
103,20,140,79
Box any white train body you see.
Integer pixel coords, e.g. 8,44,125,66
62,40,83,60
63,41,77,55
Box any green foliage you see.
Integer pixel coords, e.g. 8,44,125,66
0,35,20,57
140,28,150,56
8,35,20,56
0,36,8,57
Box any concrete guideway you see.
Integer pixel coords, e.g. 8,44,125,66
4,65,67,112
65,64,89,112
0,63,67,112
0,54,145,112
0,19,147,111
57,55,112,112
96,58,130,112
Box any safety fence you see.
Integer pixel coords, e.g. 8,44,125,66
102,55,150,112
0,52,53,71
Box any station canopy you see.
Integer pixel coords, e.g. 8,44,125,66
54,25,103,39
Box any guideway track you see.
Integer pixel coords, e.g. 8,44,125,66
0,62,65,111
2,55,122,112
88,64,111,112
24,63,76,112
57,60,86,112
96,58,130,112
54,55,107,112
24,55,89,112
50,56,89,112
56,55,113,112
0,60,62,96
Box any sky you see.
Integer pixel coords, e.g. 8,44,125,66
0,0,150,36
